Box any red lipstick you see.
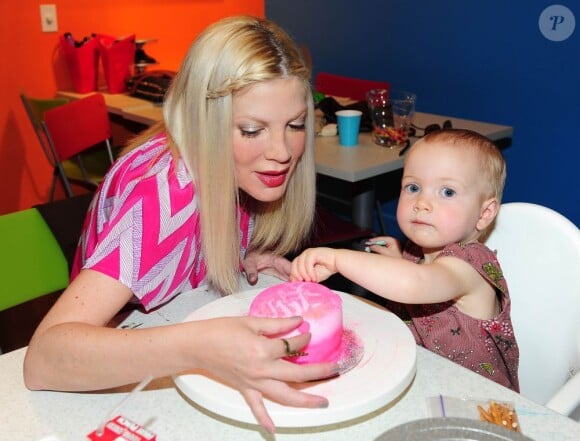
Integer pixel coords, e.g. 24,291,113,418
257,170,288,188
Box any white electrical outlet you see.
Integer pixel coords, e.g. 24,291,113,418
40,4,58,33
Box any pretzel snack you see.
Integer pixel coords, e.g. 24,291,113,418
477,401,520,432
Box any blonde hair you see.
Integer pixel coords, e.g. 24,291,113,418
410,129,506,201
408,129,506,238
124,16,316,294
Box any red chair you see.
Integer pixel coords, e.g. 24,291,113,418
43,93,115,197
20,93,69,201
314,72,390,101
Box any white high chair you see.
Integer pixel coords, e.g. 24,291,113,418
485,202,580,420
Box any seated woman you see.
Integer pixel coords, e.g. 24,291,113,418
24,16,336,434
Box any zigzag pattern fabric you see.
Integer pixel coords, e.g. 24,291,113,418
72,134,252,310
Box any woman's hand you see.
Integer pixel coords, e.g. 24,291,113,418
290,247,338,283
242,250,291,285
193,315,335,433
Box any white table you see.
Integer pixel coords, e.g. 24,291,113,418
57,90,159,117
315,112,513,183
57,91,513,229
1,275,578,441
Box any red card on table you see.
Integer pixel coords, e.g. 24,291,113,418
87,415,156,441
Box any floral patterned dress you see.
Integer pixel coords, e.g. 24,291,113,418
385,241,520,391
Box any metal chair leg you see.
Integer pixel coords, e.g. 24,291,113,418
56,163,74,198
49,170,59,202
376,199,386,235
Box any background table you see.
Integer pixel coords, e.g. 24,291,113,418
57,91,513,229
315,111,512,228
1,275,577,441
315,112,512,183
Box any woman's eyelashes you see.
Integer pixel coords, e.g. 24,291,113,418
239,121,305,138
289,121,306,131
239,126,262,138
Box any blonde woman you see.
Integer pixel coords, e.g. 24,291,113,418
24,16,333,433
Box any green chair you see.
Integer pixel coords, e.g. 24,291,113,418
0,208,69,312
20,93,115,201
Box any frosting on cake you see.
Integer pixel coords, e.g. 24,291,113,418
249,281,343,364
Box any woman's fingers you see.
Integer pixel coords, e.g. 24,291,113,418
252,315,304,337
280,360,338,383
242,252,292,284
242,389,275,434
207,316,336,433
268,336,339,383
242,377,331,433
270,383,329,409
246,317,339,381
276,331,310,356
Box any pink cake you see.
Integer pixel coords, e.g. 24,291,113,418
249,281,343,364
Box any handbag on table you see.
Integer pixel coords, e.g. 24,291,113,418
126,70,176,105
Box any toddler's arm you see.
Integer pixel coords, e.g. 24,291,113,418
292,247,484,308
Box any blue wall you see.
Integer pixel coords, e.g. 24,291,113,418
266,1,580,227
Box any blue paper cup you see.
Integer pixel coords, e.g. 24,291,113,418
336,110,362,146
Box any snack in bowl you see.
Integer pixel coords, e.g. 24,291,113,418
248,281,363,373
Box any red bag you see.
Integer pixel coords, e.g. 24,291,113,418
97,34,136,94
60,33,99,93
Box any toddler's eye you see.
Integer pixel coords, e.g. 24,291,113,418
441,187,456,198
404,183,420,193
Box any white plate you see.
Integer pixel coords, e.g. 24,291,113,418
173,289,417,427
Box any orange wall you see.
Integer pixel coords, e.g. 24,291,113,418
0,0,264,214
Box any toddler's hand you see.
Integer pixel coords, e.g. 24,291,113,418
290,247,338,282
364,236,402,258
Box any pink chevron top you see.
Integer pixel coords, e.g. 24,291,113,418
71,134,253,311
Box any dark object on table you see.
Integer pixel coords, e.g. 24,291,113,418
135,46,157,65
126,70,176,105
398,139,412,156
401,120,454,156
